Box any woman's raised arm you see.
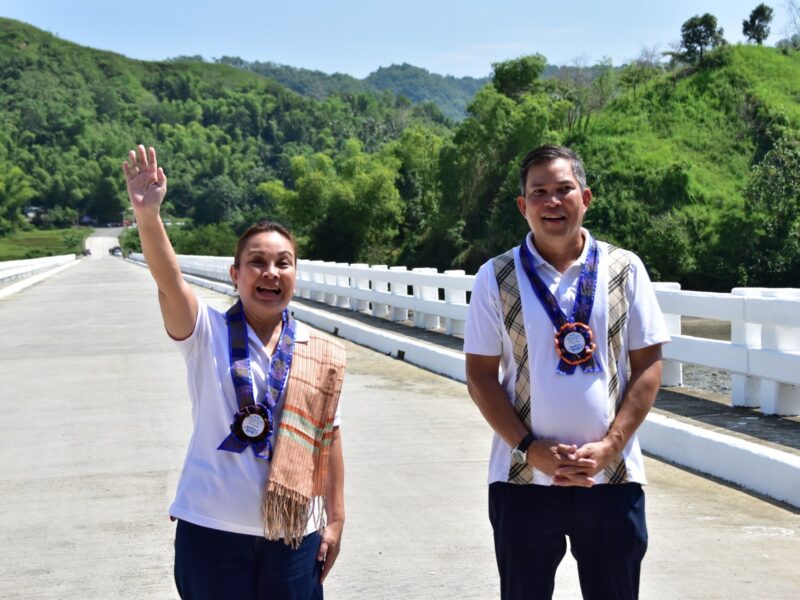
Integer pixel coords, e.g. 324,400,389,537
122,145,197,339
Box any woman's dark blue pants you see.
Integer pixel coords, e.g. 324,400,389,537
174,520,324,600
489,482,648,600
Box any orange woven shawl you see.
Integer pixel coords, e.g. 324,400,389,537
262,327,346,547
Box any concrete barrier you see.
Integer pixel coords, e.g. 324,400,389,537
0,255,78,299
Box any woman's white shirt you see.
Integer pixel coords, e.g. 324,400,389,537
168,300,339,536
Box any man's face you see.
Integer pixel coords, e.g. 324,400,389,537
516,157,592,246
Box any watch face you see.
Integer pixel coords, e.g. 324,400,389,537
511,448,524,463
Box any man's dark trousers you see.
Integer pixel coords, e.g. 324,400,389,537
489,481,647,600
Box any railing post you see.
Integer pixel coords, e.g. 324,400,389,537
311,261,326,303
412,268,440,330
297,261,312,299
758,289,800,415
323,262,338,306
731,287,762,408
350,263,369,311
217,259,230,285
654,282,682,387
444,269,466,335
389,266,409,322
371,265,389,318
334,262,351,309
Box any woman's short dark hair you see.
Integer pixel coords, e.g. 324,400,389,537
233,220,297,267
519,145,588,194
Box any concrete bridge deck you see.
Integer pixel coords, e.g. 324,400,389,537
1,232,798,599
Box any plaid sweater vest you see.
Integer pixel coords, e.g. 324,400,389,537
493,244,632,485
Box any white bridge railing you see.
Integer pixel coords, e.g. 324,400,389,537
0,254,77,287
130,253,800,416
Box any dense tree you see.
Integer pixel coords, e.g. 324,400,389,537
743,136,800,285
619,48,663,99
264,140,405,263
0,166,35,234
193,175,244,225
742,4,773,45
679,14,726,65
33,205,78,229
425,63,567,271
583,58,617,128
619,64,647,100
547,57,621,134
385,126,446,263
175,223,239,256
491,54,546,98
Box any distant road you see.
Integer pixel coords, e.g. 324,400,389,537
84,227,123,258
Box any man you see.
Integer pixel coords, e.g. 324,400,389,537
464,145,669,600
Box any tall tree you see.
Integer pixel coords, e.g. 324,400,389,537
742,3,774,44
491,54,546,98
619,49,662,99
193,175,244,225
551,56,593,133
679,14,726,65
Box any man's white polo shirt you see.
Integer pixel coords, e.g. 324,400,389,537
464,230,670,486
168,300,340,536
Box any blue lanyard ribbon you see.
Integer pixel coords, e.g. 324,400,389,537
517,235,602,375
218,300,296,460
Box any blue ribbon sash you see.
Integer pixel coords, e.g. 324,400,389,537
517,235,602,375
218,301,296,460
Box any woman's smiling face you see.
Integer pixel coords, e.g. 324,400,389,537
229,231,296,317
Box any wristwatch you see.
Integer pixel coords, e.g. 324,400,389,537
511,432,536,463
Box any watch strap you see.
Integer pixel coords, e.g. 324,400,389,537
515,432,535,454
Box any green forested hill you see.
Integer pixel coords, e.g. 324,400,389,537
212,58,590,123
213,56,375,101
575,45,800,289
1,17,798,289
215,57,488,121
420,46,800,290
0,17,451,262
364,64,488,121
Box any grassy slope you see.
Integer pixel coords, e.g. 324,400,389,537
0,228,91,260
735,45,800,125
585,46,800,211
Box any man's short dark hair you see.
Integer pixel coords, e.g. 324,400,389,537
519,145,588,195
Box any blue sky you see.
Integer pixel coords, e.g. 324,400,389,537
1,1,792,77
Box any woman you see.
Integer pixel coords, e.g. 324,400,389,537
122,145,345,600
